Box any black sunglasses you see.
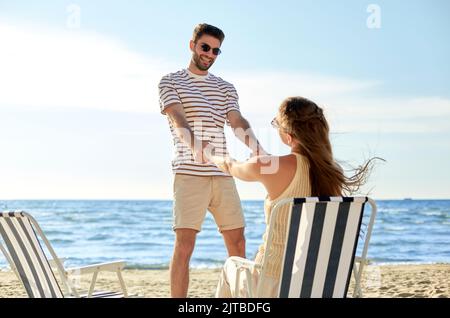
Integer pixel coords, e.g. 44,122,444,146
271,117,280,129
200,43,221,56
271,117,288,132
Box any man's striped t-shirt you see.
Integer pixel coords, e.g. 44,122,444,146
158,68,240,176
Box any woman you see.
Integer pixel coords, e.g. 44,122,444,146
212,96,377,297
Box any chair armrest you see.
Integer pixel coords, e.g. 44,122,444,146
354,256,371,265
65,261,126,275
48,257,67,268
226,257,261,298
227,256,261,270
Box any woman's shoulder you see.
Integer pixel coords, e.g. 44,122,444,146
280,153,301,165
261,153,300,201
251,153,297,163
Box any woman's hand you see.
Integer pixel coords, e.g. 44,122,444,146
210,155,265,182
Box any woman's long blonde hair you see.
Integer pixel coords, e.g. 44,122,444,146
279,96,380,196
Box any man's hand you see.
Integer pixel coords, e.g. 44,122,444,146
210,155,234,174
192,140,215,164
193,147,207,164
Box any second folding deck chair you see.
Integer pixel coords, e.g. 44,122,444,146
224,196,377,298
0,211,129,298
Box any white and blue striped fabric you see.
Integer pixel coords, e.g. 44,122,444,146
0,211,63,298
278,197,368,298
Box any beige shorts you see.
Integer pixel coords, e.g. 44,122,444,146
172,174,245,232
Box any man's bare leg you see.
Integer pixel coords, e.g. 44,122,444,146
222,227,246,257
170,228,197,297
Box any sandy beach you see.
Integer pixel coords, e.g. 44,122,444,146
0,263,448,298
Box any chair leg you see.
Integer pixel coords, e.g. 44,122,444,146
352,261,364,298
87,271,99,298
352,264,358,297
116,270,128,297
234,270,241,298
245,268,253,298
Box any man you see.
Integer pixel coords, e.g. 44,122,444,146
158,23,267,298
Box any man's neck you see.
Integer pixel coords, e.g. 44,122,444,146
188,62,208,76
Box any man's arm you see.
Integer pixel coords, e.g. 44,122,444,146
227,110,268,156
165,103,212,163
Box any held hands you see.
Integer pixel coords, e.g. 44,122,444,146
192,141,232,173
193,145,208,164
192,140,214,164
190,139,238,175
209,155,234,174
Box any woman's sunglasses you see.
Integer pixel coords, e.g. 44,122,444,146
271,118,280,129
200,43,222,56
271,117,289,132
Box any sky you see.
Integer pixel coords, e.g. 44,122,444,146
0,0,449,200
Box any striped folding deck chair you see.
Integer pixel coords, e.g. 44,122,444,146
225,196,377,298
0,211,128,298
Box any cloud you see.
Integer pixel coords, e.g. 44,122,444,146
222,70,380,112
1,22,449,133
223,72,450,134
325,96,450,133
0,22,173,113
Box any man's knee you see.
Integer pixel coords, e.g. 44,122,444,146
223,228,246,249
174,229,197,260
233,233,246,249
236,235,246,253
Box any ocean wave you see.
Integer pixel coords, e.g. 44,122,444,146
50,239,74,244
370,261,450,266
112,242,169,248
420,211,447,217
379,225,407,232
124,263,170,270
379,208,410,214
87,233,111,241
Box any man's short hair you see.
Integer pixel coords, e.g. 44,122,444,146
192,23,225,44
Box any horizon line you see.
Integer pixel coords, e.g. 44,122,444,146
2,197,450,201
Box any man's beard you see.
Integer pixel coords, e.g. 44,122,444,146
192,52,214,71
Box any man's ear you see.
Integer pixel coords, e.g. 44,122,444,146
189,40,195,52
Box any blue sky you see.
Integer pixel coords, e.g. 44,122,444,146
0,0,449,199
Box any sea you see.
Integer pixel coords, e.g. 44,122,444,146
0,199,449,270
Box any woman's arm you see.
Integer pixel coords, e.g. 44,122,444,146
211,155,277,182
